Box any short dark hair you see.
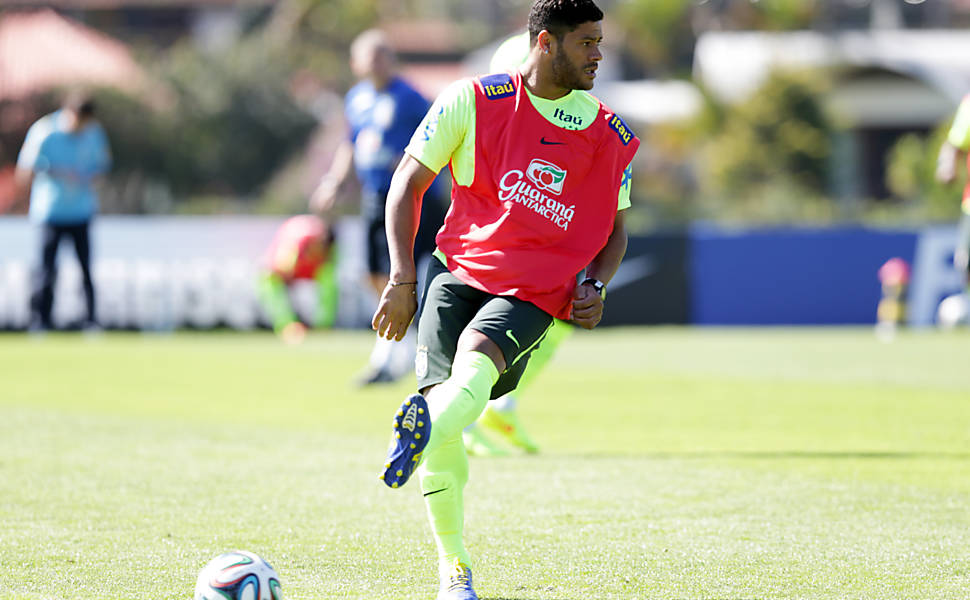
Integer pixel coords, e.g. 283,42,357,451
528,0,604,44
62,90,96,119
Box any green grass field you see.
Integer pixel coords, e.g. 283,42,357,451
1,327,968,600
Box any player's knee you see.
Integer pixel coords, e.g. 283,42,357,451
456,329,506,372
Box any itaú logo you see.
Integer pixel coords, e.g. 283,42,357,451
525,158,567,195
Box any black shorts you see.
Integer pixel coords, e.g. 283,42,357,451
415,256,553,398
362,188,446,276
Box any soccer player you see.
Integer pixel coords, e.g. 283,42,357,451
257,214,337,344
937,94,970,293
373,1,639,598
311,29,446,384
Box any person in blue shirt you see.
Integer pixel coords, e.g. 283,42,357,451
15,91,112,331
311,29,446,385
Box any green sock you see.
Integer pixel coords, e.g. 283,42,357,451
257,273,297,333
416,350,499,575
424,351,499,456
417,437,470,575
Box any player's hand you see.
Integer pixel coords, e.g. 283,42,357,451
570,282,603,330
936,161,956,184
372,282,418,341
309,176,339,214
280,321,307,345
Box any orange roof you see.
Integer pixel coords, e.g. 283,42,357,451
0,9,144,100
398,62,468,100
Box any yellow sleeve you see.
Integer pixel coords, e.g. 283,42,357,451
618,160,633,211
405,79,476,186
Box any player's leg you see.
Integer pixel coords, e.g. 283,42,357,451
381,257,483,488
421,294,552,596
474,317,573,453
420,313,556,593
30,224,62,330
68,222,97,327
359,216,399,384
313,245,339,329
956,203,970,292
256,271,303,341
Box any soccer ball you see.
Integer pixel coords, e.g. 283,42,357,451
936,293,969,330
194,550,282,600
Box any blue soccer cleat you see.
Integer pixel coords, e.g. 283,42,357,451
437,559,478,600
379,393,430,489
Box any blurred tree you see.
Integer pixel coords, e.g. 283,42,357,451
614,0,694,77
87,0,390,212
614,0,820,77
885,124,964,221
696,69,839,222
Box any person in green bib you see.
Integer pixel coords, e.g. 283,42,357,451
373,1,639,598
936,93,970,291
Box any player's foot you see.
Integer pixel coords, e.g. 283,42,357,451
280,321,307,345
436,559,478,600
356,367,397,387
479,405,539,453
462,425,508,457
380,393,430,489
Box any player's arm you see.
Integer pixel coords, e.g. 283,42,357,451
371,156,436,342
936,140,961,184
572,209,628,330
310,139,355,214
938,97,970,184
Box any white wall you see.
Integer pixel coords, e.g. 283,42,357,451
0,216,376,330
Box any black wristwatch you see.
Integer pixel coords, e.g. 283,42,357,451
581,277,607,301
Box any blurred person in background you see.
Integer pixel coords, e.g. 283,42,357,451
373,0,639,597
311,28,446,385
257,214,338,344
15,90,111,332
936,93,970,292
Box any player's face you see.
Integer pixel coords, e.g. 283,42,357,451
352,44,394,84
550,21,603,91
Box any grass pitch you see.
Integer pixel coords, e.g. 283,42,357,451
1,327,968,600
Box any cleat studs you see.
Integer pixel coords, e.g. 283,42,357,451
393,422,398,428
417,421,424,427
378,473,384,479
405,399,411,406
397,410,404,417
415,433,422,440
392,482,398,488
396,469,403,476
385,462,391,469
396,433,401,439
410,443,416,449
418,408,424,414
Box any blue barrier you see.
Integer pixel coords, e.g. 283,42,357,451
688,225,919,325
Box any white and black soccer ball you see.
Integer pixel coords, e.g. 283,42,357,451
936,293,969,330
194,550,282,600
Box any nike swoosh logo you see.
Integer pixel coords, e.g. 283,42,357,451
505,329,520,347
539,137,565,145
423,488,448,497
609,255,658,291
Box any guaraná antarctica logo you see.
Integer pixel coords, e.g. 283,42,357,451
499,158,574,230
525,158,567,195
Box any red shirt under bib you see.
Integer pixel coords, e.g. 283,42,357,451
435,71,640,319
